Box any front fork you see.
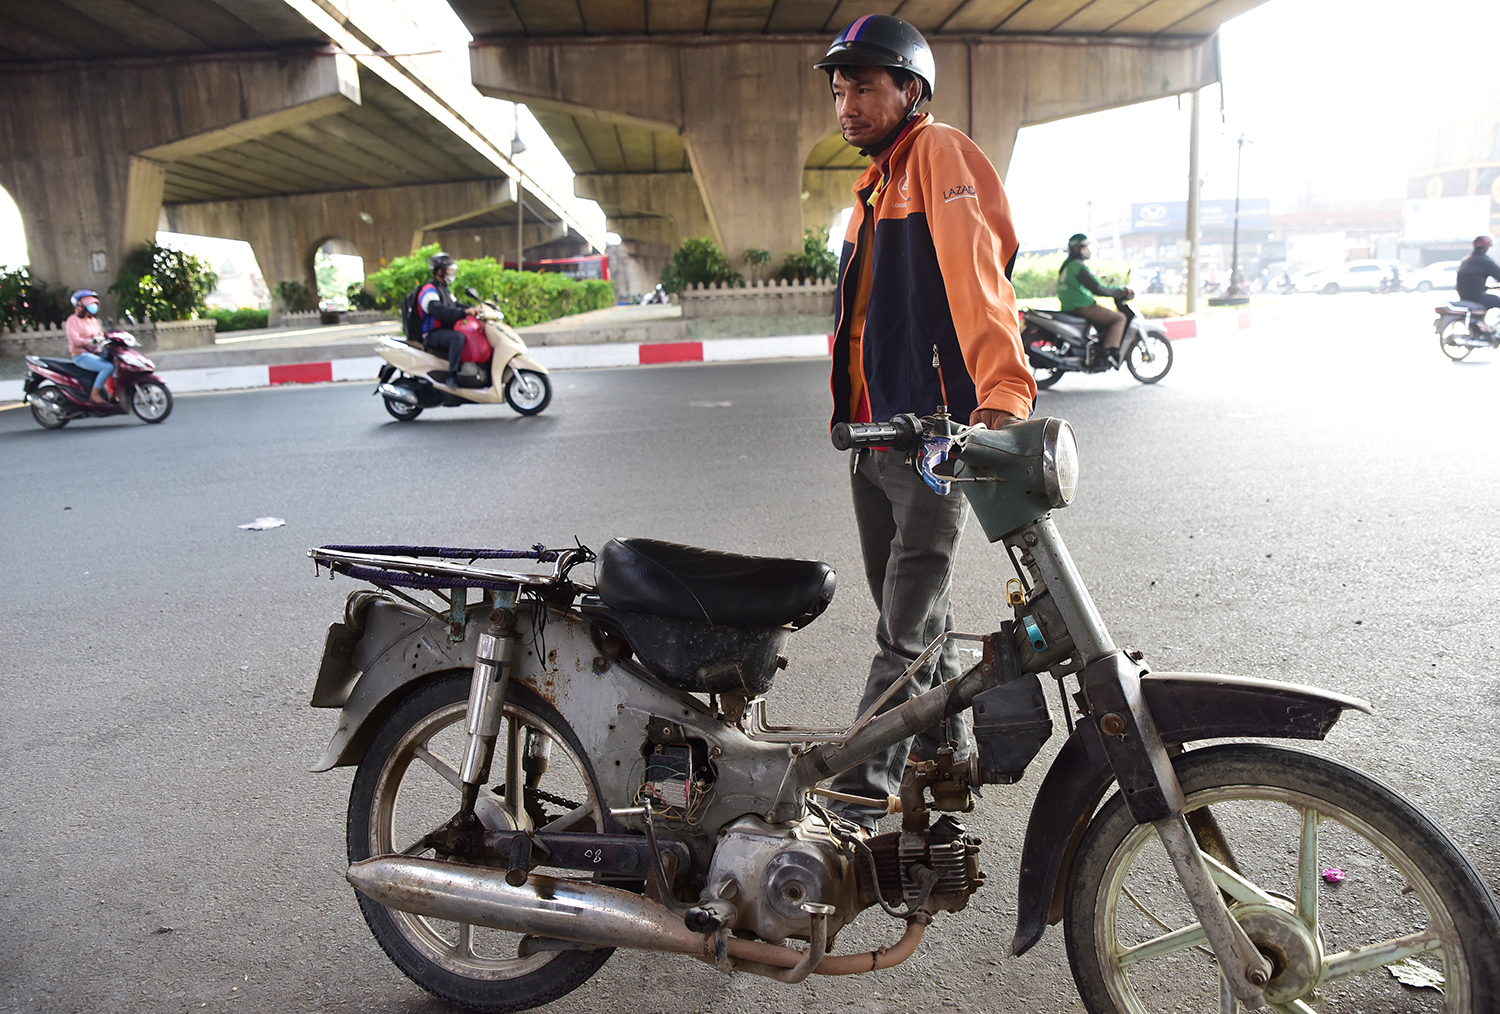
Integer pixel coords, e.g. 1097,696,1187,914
1016,518,1273,1007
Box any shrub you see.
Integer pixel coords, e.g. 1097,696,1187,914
775,227,838,283
661,237,742,294
206,308,270,331
1009,254,1132,301
364,244,614,327
274,280,318,313
0,265,69,329
109,242,218,321
346,282,381,310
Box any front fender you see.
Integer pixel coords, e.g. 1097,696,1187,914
502,352,547,377
1009,671,1371,956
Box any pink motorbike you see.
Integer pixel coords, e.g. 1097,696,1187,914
23,326,173,429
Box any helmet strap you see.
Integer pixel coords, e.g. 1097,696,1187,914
857,102,921,159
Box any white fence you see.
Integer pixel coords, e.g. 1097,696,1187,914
678,278,836,319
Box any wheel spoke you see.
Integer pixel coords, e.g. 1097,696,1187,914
1296,807,1320,933
415,744,462,789
1117,921,1210,967
505,720,523,822
1319,928,1444,982
450,921,477,960
1268,1000,1318,1014
1201,852,1277,906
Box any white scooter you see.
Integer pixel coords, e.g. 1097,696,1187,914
375,288,552,421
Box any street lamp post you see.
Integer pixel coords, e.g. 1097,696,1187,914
512,104,527,272
1209,132,1251,307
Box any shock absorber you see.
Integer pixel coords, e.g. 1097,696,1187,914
458,608,518,818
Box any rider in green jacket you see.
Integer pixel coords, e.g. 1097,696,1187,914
1057,233,1133,368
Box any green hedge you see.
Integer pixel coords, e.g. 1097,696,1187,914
364,244,614,327
207,308,270,331
1011,254,1132,300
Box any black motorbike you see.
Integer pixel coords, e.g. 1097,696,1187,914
1022,297,1174,389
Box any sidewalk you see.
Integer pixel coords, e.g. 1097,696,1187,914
0,303,1268,404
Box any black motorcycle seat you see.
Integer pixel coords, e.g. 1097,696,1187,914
1053,312,1091,328
595,537,835,629
1453,300,1487,312
37,357,98,382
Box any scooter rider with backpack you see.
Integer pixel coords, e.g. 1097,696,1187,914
416,253,472,389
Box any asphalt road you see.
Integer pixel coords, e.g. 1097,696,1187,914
2,291,1497,1014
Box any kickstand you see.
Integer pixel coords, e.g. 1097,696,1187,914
640,801,691,916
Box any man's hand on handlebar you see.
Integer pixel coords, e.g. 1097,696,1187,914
970,408,1020,430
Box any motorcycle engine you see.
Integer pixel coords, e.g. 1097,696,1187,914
858,814,985,913
701,815,861,944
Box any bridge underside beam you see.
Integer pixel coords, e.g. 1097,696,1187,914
473,34,1218,265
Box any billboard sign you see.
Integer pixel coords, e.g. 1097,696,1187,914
1130,199,1272,233
1404,196,1490,243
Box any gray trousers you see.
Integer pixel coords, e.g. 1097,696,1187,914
829,448,974,829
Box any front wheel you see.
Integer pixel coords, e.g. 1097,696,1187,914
1065,744,1500,1013
348,673,612,1012
1439,319,1475,362
1417,281,1433,292
130,380,172,423
504,369,551,416
30,386,69,429
1124,333,1173,384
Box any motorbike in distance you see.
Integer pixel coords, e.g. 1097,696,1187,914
375,288,551,421
303,409,1500,1014
23,324,173,429
1434,290,1498,361
1022,296,1173,389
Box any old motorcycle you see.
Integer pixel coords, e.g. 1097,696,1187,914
306,412,1500,1013
376,288,551,421
1023,297,1173,389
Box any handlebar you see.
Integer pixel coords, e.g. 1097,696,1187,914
831,413,921,451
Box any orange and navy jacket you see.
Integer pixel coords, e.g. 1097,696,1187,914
831,115,1035,428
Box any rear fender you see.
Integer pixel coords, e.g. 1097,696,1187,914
1009,671,1371,956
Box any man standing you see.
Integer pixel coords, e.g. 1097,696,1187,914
1057,233,1134,368
817,15,1036,832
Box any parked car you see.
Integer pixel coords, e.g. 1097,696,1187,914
1291,260,1398,294
1404,260,1461,293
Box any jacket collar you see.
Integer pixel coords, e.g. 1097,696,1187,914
854,113,932,196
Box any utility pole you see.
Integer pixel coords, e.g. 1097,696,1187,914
512,104,527,272
1186,88,1202,314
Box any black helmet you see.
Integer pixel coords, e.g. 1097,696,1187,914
815,15,935,103
1068,234,1089,250
1476,235,1493,251
429,252,455,275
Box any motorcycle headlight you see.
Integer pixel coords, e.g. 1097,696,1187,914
1042,418,1079,508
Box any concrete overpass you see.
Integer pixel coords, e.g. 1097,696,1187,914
0,0,605,316
456,0,1264,282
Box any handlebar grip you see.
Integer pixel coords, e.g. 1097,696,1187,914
831,415,918,451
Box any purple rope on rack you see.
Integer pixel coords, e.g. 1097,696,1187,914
320,544,560,562
337,564,526,593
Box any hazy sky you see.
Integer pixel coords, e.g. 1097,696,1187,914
0,0,1491,267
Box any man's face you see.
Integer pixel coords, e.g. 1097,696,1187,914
831,66,918,152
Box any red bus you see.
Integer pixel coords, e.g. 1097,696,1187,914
503,254,609,281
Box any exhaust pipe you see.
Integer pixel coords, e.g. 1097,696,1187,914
348,855,709,956
377,383,419,405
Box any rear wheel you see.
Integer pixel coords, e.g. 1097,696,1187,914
1065,744,1500,1013
504,369,551,416
129,380,172,423
1025,328,1069,390
30,386,69,429
1417,281,1433,293
348,673,613,1012
383,379,424,421
1439,319,1475,361
1124,334,1173,384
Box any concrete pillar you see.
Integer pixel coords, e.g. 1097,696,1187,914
0,50,359,315
165,179,521,318
473,35,1217,267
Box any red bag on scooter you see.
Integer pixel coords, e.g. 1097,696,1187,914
455,317,492,364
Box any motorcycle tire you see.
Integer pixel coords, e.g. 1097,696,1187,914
130,380,173,423
1439,319,1475,362
1024,328,1068,390
503,369,551,416
1064,743,1500,1014
347,672,613,1013
30,386,69,429
1123,334,1173,384
383,379,424,421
